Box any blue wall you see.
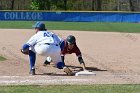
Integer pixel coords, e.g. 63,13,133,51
0,11,140,22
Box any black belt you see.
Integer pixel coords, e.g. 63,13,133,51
45,43,58,46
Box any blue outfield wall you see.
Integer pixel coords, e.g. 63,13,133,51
0,11,140,22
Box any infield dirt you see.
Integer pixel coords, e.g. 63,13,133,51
0,29,140,85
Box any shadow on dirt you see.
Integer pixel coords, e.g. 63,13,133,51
37,73,69,76
36,65,107,76
67,65,107,72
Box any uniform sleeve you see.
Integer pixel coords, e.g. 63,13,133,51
75,46,82,57
52,34,62,44
47,31,62,45
26,34,37,46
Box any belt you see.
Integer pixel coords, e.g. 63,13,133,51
45,43,58,46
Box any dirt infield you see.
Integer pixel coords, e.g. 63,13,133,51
0,29,140,85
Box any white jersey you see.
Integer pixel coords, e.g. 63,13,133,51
26,30,62,47
26,30,62,63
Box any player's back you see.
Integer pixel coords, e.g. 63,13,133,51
36,31,55,44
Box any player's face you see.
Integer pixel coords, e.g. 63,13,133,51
68,43,74,49
35,28,39,33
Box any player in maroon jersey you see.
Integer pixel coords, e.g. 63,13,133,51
60,35,86,70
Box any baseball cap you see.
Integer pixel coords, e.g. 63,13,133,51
32,22,45,29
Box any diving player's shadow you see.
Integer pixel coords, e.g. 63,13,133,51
38,73,68,76
36,65,107,76
67,65,107,72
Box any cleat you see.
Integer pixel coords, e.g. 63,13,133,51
43,60,50,66
29,69,35,75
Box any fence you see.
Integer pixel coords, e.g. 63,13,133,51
0,11,140,22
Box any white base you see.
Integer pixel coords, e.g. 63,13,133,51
75,70,96,76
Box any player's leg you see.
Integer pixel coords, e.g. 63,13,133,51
43,56,52,66
29,50,36,75
34,44,73,75
48,45,64,68
50,46,73,76
34,44,57,66
22,44,36,75
34,44,50,56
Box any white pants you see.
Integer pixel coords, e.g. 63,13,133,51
31,44,62,63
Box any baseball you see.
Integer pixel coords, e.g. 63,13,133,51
46,56,52,62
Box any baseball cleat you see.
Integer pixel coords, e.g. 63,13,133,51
63,67,73,76
29,69,35,75
43,60,50,66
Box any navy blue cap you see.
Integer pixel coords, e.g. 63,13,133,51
32,22,45,29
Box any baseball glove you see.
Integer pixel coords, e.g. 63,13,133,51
21,49,29,55
63,66,73,76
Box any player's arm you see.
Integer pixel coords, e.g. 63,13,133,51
61,55,66,66
51,33,63,45
75,46,86,70
21,34,37,53
60,40,66,65
78,56,86,70
25,34,37,47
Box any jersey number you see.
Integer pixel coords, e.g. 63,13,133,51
44,32,51,37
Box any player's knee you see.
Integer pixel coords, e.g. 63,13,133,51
56,62,65,69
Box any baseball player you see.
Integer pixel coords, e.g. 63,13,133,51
44,35,86,71
21,22,72,75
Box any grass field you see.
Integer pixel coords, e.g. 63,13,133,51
0,84,139,93
0,56,7,61
0,21,140,33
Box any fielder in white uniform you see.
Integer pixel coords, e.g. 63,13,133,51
21,22,65,75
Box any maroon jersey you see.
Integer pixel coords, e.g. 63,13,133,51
61,40,81,56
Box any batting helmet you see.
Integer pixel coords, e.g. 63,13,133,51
32,22,45,30
66,35,76,44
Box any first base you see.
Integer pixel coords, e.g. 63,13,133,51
75,70,96,76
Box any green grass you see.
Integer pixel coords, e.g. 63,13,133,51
0,56,7,61
0,85,139,93
0,21,140,33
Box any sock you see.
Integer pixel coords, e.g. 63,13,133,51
29,50,36,70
